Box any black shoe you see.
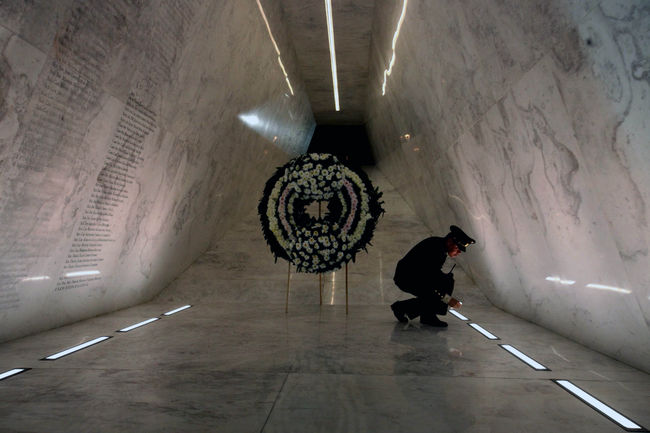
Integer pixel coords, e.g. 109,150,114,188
391,302,408,323
420,316,448,327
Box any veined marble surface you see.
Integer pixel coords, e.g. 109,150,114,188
0,0,314,342
0,169,647,431
158,168,438,307
366,0,649,373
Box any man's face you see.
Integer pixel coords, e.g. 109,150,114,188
446,238,461,257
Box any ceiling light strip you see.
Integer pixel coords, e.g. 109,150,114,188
0,368,30,381
499,344,550,371
553,380,645,431
324,0,340,111
163,305,192,316
41,336,111,361
449,309,469,321
381,0,408,95
277,57,295,95
256,0,294,95
118,317,160,333
468,323,500,340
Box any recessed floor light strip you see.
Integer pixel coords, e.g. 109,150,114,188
118,317,159,332
468,323,500,340
449,309,469,321
64,270,100,278
500,344,550,371
586,283,632,294
21,276,50,282
0,368,30,381
163,305,192,316
545,276,576,285
554,380,646,431
41,336,111,360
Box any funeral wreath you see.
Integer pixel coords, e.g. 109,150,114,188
258,153,384,273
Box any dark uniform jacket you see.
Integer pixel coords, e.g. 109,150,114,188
393,236,454,314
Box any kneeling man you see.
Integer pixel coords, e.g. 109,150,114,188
391,225,475,327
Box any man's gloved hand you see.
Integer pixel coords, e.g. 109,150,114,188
448,297,461,309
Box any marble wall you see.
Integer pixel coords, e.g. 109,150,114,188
0,0,314,342
366,0,649,373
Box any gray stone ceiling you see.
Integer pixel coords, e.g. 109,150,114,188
280,0,376,125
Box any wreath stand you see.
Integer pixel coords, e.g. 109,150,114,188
285,262,348,315
285,201,349,314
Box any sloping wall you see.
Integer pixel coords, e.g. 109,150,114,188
366,0,649,372
0,0,314,342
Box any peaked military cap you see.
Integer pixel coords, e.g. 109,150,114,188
448,225,475,252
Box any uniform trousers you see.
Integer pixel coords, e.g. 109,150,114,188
393,275,453,319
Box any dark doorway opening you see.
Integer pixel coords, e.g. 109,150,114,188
307,125,375,166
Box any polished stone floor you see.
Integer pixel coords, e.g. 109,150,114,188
0,169,648,432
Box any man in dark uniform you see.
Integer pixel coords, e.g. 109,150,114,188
391,225,475,327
